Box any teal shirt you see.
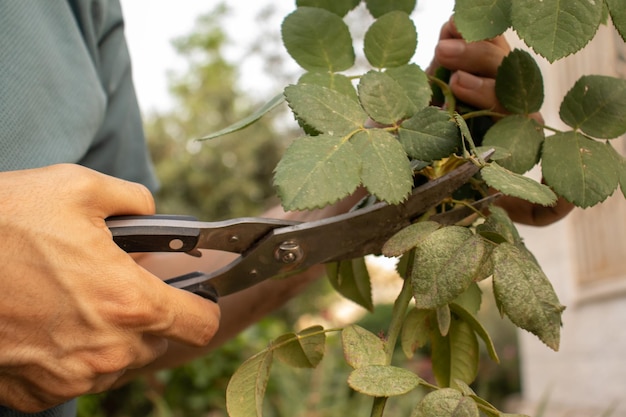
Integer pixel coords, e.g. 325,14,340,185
0,0,157,190
1,1,157,416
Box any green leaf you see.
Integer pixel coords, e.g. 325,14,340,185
478,205,522,245
351,129,413,203
358,71,413,124
481,162,557,206
274,135,361,210
492,242,565,351
226,350,273,417
363,11,417,68
495,49,544,114
607,0,626,42
482,115,544,174
541,131,619,208
298,71,358,101
382,221,441,257
454,0,511,41
452,283,482,315
417,388,479,417
273,325,326,368
342,324,387,368
284,83,367,135
296,0,361,17
618,150,626,199
385,64,432,113
364,0,417,18
348,365,423,396
401,308,432,358
326,257,374,311
198,93,284,141
559,75,626,139
398,107,461,161
454,113,474,149
412,227,488,309
449,303,499,363
437,304,452,337
431,320,480,388
511,0,603,62
282,7,355,71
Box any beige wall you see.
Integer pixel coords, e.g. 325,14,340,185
507,24,626,416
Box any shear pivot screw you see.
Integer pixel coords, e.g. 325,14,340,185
275,241,302,264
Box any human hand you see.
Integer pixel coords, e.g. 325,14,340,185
0,164,220,412
427,16,512,114
428,17,574,225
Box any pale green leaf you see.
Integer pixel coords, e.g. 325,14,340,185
607,0,626,42
437,304,452,337
541,131,619,208
474,145,512,162
382,221,441,257
449,303,499,363
351,129,413,203
198,93,284,141
431,320,480,387
226,351,273,417
358,71,413,124
326,257,374,311
274,135,361,210
298,71,358,101
296,0,361,17
606,142,626,198
492,242,565,351
398,107,461,161
385,64,432,113
348,365,423,396
452,283,482,315
479,205,522,245
282,7,355,71
511,0,603,62
418,388,479,417
363,11,417,68
454,113,474,148
454,0,511,41
365,0,417,18
559,75,626,139
273,325,325,368
483,115,544,174
342,324,387,369
495,49,544,115
284,84,367,135
401,308,432,358
481,162,557,206
412,227,488,309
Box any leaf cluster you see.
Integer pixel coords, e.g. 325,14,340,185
217,1,626,416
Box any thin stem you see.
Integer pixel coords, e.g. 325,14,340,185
384,273,414,363
427,75,456,116
369,252,416,417
370,397,388,417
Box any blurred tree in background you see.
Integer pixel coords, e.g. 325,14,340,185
146,3,287,221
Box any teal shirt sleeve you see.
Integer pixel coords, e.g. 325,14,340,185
0,0,158,191
0,1,156,416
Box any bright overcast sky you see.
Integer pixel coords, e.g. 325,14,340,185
119,0,454,113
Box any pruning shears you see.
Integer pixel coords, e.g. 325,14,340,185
106,153,495,302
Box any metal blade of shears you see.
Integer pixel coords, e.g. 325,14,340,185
167,157,487,298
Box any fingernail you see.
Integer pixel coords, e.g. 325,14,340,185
437,39,466,57
454,71,483,90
